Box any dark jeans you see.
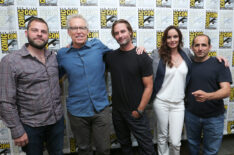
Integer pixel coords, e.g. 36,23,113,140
22,116,64,155
112,110,155,155
185,110,224,155
68,107,110,155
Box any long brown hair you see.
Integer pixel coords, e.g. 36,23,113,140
159,25,183,67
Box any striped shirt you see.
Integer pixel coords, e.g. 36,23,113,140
0,44,63,139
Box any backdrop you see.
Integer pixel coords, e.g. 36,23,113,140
0,0,234,154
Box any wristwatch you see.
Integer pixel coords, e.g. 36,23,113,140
137,109,144,116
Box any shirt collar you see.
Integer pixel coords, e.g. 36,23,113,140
66,39,92,53
19,43,52,58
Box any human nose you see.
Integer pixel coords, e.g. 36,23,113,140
198,45,203,51
118,32,124,38
37,31,42,36
76,28,82,32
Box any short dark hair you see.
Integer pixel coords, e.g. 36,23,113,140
192,34,211,46
111,19,133,39
27,17,49,31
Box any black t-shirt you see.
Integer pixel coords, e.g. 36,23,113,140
186,57,232,118
105,47,153,112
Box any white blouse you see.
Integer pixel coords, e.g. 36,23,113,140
156,60,188,103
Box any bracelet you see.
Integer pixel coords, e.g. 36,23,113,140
137,109,144,116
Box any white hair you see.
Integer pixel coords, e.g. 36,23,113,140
66,14,89,29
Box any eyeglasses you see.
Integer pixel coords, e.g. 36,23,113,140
69,26,88,31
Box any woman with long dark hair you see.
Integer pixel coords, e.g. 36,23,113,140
151,25,192,155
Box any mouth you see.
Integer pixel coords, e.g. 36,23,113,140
170,43,177,46
118,38,125,42
75,35,85,39
197,52,204,55
34,38,45,42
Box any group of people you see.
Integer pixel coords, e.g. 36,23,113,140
0,13,232,155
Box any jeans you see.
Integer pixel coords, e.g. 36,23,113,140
153,98,184,155
185,110,224,155
112,110,156,155
68,107,110,155
22,116,64,155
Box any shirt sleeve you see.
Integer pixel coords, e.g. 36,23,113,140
218,61,232,84
56,51,66,79
0,56,25,139
139,53,153,77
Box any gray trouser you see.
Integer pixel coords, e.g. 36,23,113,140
68,107,110,155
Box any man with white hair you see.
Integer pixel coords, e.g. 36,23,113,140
57,14,111,155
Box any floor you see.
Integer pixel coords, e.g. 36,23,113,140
110,134,234,155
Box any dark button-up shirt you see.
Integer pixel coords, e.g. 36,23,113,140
0,44,63,139
57,38,110,117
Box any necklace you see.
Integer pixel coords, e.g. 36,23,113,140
172,56,180,65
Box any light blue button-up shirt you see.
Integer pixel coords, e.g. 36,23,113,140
57,38,111,117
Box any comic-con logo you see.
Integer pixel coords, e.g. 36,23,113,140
0,0,14,6
119,0,136,7
132,31,137,46
189,31,203,47
70,138,76,153
156,0,171,8
232,51,234,67
227,121,234,134
190,0,204,8
1,32,18,53
60,8,78,29
208,51,217,57
46,31,60,51
205,11,218,29
229,87,234,101
17,8,37,29
219,32,232,48
138,9,154,29
173,10,187,29
88,31,99,41
80,0,98,6
100,9,117,29
220,0,233,10
39,0,57,6
156,31,163,49
0,142,10,154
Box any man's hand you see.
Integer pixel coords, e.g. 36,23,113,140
132,110,141,118
216,56,229,67
192,90,210,102
136,46,146,55
14,133,28,147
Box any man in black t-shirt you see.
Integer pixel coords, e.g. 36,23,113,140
105,19,155,155
185,34,232,155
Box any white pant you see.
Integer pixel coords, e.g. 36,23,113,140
153,98,185,155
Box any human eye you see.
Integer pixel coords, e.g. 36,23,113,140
120,30,126,33
30,28,38,33
194,44,199,47
79,26,87,30
41,30,48,34
69,27,78,30
114,32,119,36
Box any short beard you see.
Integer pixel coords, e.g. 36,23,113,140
28,37,48,49
118,39,130,47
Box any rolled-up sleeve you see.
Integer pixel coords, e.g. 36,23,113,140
0,56,25,139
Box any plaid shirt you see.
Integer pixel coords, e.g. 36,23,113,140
0,44,63,139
